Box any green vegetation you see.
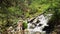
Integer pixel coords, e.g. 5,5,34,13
0,0,60,33
23,21,27,29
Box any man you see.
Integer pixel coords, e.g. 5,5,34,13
17,20,23,31
17,20,27,34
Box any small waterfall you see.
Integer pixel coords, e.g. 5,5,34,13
27,14,52,34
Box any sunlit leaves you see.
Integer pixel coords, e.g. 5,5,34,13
28,0,51,17
0,0,60,33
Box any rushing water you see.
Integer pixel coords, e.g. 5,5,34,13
27,14,52,34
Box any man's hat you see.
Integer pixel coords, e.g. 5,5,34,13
17,20,23,24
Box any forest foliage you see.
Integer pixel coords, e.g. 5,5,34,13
0,0,60,32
